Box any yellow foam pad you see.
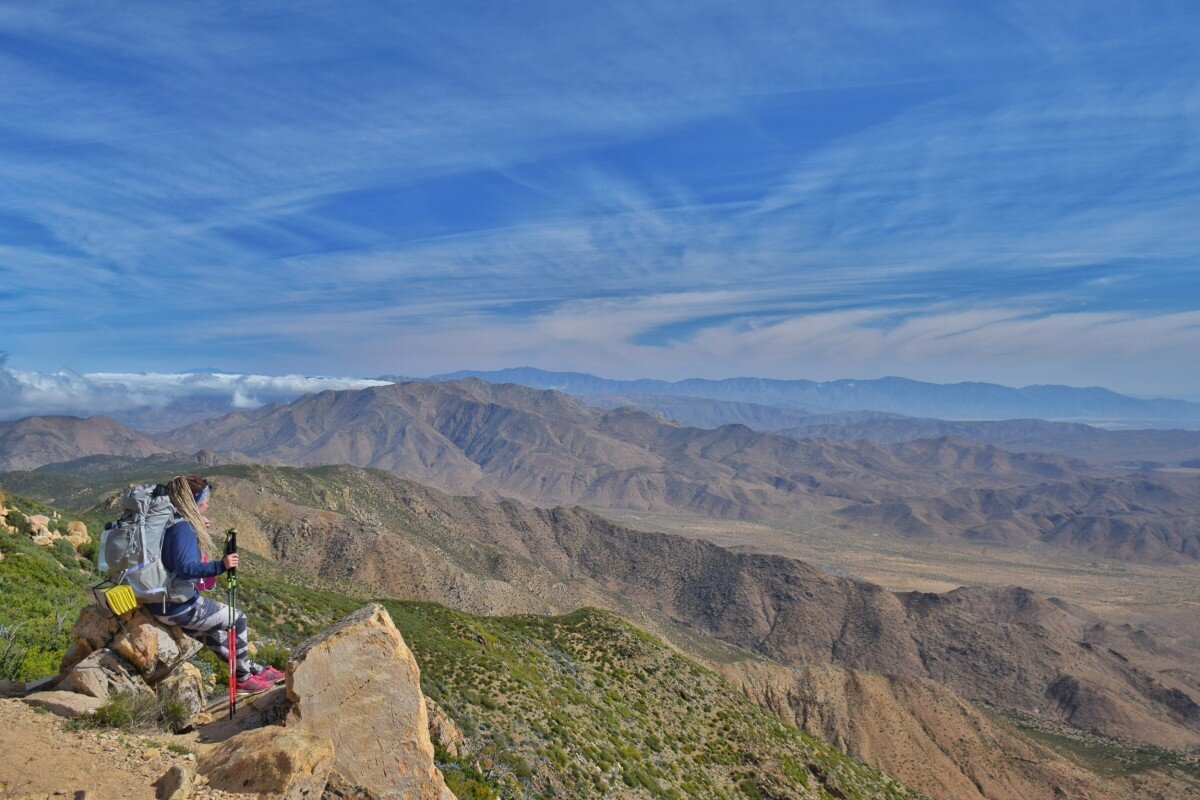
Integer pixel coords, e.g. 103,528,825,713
103,584,139,616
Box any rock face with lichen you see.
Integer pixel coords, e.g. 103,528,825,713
425,697,466,760
193,604,457,799
285,603,456,800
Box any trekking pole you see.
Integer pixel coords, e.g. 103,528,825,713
224,528,238,720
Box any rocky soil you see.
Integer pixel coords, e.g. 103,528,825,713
0,698,241,800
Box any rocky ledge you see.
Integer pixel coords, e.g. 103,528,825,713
13,602,458,800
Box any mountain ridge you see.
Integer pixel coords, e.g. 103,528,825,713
428,367,1200,425
0,415,168,471
157,379,1199,563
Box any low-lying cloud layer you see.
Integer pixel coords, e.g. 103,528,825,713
0,355,388,422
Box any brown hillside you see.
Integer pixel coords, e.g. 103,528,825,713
722,660,1192,800
189,464,1200,751
838,474,1200,562
156,379,1200,562
0,415,168,471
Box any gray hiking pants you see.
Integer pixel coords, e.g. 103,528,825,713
154,595,254,680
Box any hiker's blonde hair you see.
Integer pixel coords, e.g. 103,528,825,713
167,475,214,552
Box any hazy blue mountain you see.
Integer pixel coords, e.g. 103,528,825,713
429,367,1200,427
779,417,1200,467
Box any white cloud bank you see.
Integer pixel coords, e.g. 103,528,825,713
0,356,389,421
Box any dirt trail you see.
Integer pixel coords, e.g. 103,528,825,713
0,699,237,800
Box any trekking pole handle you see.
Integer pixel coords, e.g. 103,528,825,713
224,528,238,582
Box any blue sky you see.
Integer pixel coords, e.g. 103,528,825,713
1,1,1199,395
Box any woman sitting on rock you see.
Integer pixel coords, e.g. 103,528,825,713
156,474,283,694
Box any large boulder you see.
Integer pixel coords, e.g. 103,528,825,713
198,726,334,798
61,606,200,682
60,604,123,672
286,604,455,800
65,520,89,547
25,514,59,546
112,610,202,682
30,529,60,547
55,604,205,703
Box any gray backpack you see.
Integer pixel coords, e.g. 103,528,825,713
100,483,189,606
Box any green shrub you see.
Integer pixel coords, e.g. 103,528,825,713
51,538,77,568
77,538,98,563
79,689,193,732
254,641,291,670
88,691,161,729
7,508,32,537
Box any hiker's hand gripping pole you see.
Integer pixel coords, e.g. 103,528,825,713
224,528,238,720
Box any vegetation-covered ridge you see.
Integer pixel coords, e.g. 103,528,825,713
390,602,923,799
0,486,924,800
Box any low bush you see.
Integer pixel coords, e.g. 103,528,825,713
75,689,193,733
254,640,291,670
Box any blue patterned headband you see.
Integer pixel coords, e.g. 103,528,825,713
194,485,211,505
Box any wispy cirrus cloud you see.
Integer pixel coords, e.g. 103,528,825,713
1,1,1198,394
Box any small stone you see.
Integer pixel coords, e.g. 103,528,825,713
154,763,197,799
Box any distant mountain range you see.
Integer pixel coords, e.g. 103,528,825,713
428,367,1200,427
578,394,1200,466
776,416,1200,467
152,379,1198,563
4,379,1199,563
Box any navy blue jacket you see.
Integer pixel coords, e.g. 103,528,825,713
160,519,225,612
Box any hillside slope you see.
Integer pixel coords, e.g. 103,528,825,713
4,472,1197,799
0,415,168,471
0,495,925,800
836,474,1200,562
22,459,1197,748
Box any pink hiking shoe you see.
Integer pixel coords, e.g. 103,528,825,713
257,666,285,683
235,673,275,695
